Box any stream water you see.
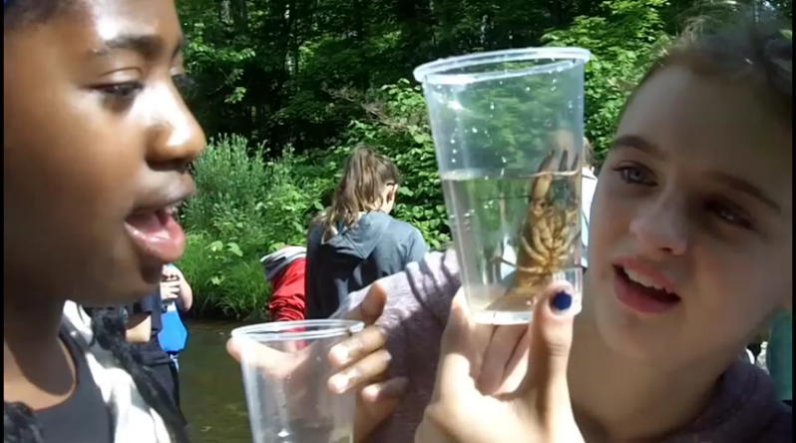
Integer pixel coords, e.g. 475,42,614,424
180,319,252,442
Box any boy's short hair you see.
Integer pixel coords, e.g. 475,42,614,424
4,0,77,29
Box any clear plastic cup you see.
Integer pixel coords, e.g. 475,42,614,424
414,47,591,325
231,319,364,443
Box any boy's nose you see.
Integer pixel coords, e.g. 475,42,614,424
145,85,206,169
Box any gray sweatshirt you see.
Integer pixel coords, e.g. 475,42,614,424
339,250,792,443
306,211,428,319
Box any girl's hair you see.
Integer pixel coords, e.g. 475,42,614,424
622,16,792,126
3,308,191,443
316,146,402,241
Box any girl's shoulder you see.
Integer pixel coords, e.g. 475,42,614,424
61,302,173,442
32,323,114,443
674,361,791,442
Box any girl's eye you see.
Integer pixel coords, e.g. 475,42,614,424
614,165,655,186
96,82,143,101
706,201,753,229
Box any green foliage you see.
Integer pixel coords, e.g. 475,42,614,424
543,0,673,164
180,135,330,319
178,233,270,320
177,0,791,156
331,80,451,250
183,134,269,233
176,0,792,320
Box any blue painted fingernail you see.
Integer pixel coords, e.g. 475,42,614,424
551,291,572,312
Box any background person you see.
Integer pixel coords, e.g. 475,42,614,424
261,246,308,321
305,146,428,319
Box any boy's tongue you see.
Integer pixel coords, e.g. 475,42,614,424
125,210,186,263
126,211,169,236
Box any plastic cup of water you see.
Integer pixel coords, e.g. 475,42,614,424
414,47,591,324
231,319,364,443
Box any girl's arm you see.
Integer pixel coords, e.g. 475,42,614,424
337,249,460,331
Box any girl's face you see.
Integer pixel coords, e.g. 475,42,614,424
585,65,792,366
4,0,206,306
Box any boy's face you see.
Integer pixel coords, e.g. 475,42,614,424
585,65,792,367
4,0,206,305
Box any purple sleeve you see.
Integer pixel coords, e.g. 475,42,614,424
335,249,462,443
335,249,460,331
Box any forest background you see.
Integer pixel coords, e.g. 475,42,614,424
175,0,792,319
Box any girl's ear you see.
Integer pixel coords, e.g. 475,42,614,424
381,183,396,205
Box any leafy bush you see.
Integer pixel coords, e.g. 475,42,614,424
330,80,452,250
180,135,330,319
178,232,270,320
542,0,672,164
183,134,270,233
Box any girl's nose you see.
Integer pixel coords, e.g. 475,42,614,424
629,193,689,258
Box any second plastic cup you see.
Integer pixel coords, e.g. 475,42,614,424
414,47,590,325
231,319,364,443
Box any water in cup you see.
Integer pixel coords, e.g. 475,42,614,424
443,164,582,324
263,419,352,443
231,320,362,443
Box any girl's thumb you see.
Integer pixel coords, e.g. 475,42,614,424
527,281,579,406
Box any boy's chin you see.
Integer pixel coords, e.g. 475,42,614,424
74,275,159,307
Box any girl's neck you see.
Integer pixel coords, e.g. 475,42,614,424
569,316,725,442
4,293,73,407
4,290,64,347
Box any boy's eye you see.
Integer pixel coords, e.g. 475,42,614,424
613,164,655,186
706,201,753,230
96,82,143,101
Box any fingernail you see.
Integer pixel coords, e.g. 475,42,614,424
329,374,349,393
551,291,572,313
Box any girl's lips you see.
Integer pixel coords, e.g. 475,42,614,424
125,208,186,264
613,266,681,315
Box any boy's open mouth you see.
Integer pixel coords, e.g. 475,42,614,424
125,204,186,265
613,265,681,314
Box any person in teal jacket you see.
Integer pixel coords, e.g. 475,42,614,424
305,147,428,319
768,312,793,406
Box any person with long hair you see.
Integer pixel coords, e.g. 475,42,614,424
306,146,429,318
